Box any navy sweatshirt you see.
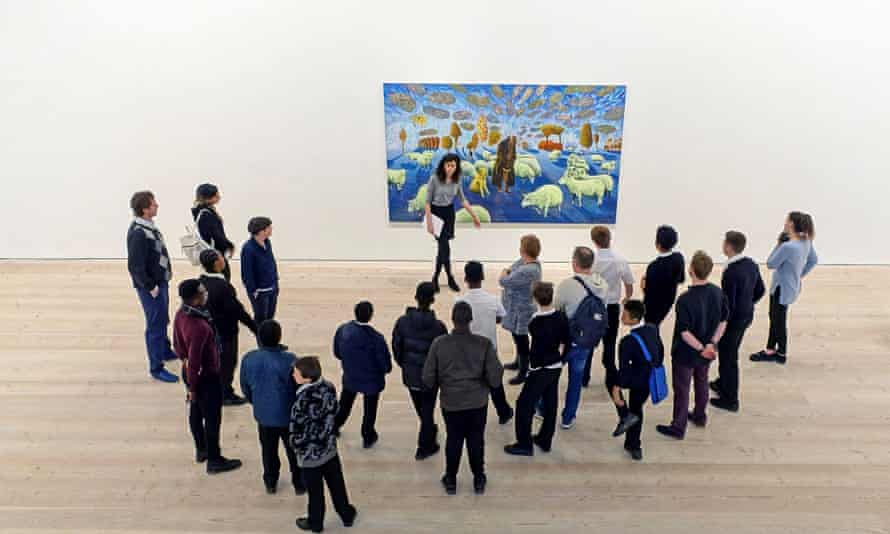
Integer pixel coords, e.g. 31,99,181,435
240,238,279,297
721,256,765,324
643,252,686,326
671,284,729,367
618,324,664,390
192,206,234,255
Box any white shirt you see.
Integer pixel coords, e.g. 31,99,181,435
457,288,506,352
593,248,635,305
726,254,748,265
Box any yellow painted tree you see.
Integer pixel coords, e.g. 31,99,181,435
579,123,593,150
488,130,502,145
477,115,489,146
450,122,462,150
399,128,407,153
441,136,454,149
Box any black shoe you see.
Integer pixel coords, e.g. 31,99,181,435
296,517,322,532
498,407,514,425
473,474,487,495
503,361,519,371
532,434,551,452
294,483,307,496
342,507,357,527
750,350,774,362
581,380,590,389
709,379,723,395
415,443,440,461
627,448,643,461
774,353,787,364
223,393,247,406
688,413,707,428
710,397,739,412
362,434,379,449
508,374,526,386
265,483,277,495
206,457,242,474
656,424,684,440
441,475,457,495
447,276,460,292
195,449,207,463
612,413,641,437
503,443,533,456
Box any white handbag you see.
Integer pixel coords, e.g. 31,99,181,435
180,209,212,265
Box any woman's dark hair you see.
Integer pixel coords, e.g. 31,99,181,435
435,153,462,183
788,211,815,239
294,356,322,382
130,191,155,217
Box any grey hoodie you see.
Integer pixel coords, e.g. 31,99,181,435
555,272,609,319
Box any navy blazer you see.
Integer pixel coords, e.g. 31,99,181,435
333,321,393,394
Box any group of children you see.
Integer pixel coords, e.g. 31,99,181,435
130,185,819,531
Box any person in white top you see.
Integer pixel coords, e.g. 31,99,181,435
457,261,514,425
590,225,635,394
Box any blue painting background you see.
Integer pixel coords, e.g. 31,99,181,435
384,83,626,224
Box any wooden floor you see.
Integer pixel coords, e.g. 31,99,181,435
1,260,889,533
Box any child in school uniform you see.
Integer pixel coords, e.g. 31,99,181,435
289,357,357,532
609,300,664,461
711,231,765,412
657,251,729,440
504,282,570,456
641,225,685,329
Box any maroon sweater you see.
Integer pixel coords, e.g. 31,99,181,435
173,307,220,393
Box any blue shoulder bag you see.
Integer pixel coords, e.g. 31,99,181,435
630,332,668,405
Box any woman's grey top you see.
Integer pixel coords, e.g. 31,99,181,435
499,259,542,335
426,176,466,207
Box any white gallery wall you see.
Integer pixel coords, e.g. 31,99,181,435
1,0,888,264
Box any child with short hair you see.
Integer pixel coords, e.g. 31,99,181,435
333,301,393,449
504,281,570,456
609,300,664,461
290,357,357,532
641,225,685,329
657,251,729,440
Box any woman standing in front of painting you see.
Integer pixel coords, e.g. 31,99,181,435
426,154,481,293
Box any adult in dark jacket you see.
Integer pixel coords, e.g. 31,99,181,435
423,301,504,496
126,191,178,383
241,217,280,323
172,279,242,475
392,282,448,460
332,301,393,449
199,249,257,406
240,320,304,495
711,231,765,412
192,183,235,281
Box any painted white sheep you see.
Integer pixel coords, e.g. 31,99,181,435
521,184,563,217
387,169,406,190
407,184,427,212
559,172,606,206
516,154,542,175
456,205,492,223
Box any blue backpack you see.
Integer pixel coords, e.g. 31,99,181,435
630,331,668,404
568,276,608,349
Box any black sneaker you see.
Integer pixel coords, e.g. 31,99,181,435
362,434,379,449
223,393,248,406
628,448,643,461
498,407,514,425
656,424,684,440
612,413,641,437
296,517,322,532
415,444,440,461
532,434,551,453
508,374,526,386
195,449,207,463
473,474,487,495
750,350,774,362
503,443,533,456
206,457,242,474
688,413,707,428
710,397,739,412
709,379,723,395
294,483,307,496
774,353,787,365
342,507,357,527
441,475,457,495
265,483,277,495
447,277,460,292
503,361,520,371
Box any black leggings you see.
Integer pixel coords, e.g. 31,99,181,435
766,287,789,354
434,235,454,280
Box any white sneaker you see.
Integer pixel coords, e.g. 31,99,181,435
561,418,575,430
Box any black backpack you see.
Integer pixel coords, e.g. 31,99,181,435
568,276,608,348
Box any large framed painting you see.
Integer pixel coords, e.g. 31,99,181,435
384,83,626,224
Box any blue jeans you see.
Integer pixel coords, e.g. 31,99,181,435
561,343,593,425
135,283,177,373
250,288,279,324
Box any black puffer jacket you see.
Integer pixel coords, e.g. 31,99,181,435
391,307,447,390
192,205,234,255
